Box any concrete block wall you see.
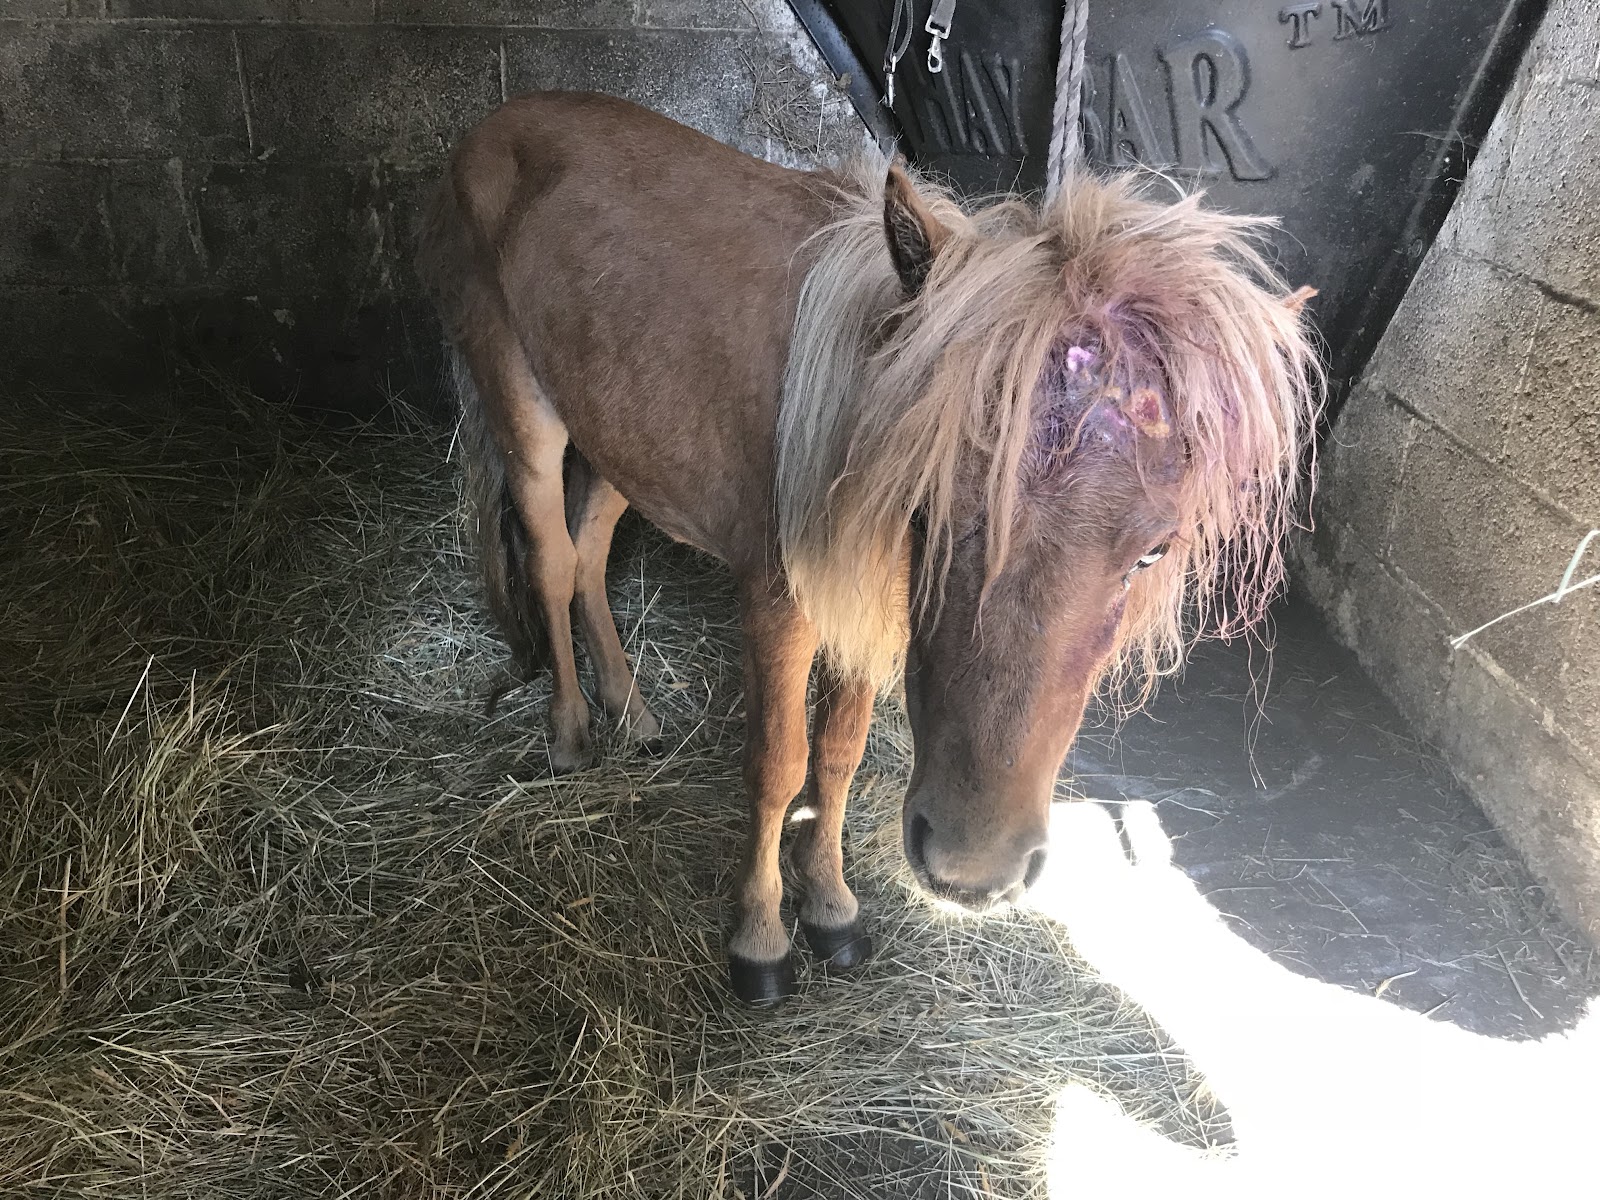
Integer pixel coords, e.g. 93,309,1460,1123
0,0,860,407
1299,0,1600,941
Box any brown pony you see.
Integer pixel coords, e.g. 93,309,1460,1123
418,92,1319,1005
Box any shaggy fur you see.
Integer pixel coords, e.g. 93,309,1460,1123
778,162,1322,691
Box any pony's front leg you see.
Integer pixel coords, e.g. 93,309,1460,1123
726,577,817,1005
795,664,875,970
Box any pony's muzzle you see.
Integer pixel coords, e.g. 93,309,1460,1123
905,809,1049,912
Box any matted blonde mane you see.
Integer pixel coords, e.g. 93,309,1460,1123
776,161,1322,691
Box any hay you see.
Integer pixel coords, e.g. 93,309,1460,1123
0,378,1222,1199
741,48,860,165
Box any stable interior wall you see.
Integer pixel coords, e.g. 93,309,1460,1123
1298,0,1600,941
0,0,855,409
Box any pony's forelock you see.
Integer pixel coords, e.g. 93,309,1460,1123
776,161,1323,694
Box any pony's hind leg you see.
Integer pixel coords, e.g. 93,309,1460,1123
727,575,818,1005
795,664,875,970
464,334,593,772
564,456,662,743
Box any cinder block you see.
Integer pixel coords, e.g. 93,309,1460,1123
504,29,758,147
377,0,631,24
1319,548,1459,747
0,161,211,289
0,26,248,160
1441,652,1600,943
0,163,115,287
107,160,211,287
107,1,376,18
1450,75,1600,307
1390,427,1573,625
190,161,393,294
1527,0,1600,85
1317,383,1416,554
238,27,500,164
1436,67,1521,250
1500,293,1600,521
1389,426,1598,743
1361,248,1542,461
1479,549,1600,754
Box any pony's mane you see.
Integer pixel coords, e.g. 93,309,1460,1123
776,159,1322,692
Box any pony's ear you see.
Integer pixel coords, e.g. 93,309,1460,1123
883,162,951,296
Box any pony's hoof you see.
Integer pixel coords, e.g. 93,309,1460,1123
633,736,669,759
623,708,663,743
548,739,594,775
727,954,797,1006
802,920,874,972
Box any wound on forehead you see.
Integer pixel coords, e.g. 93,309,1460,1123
1027,336,1178,487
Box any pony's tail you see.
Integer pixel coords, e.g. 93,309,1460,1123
448,348,554,710
419,174,552,710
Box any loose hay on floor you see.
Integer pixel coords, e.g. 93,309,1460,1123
0,380,1224,1199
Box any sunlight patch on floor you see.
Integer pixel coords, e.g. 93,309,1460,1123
1031,800,1599,1197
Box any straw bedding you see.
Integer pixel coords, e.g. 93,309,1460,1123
0,378,1222,1199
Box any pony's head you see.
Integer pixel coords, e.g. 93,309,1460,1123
778,162,1320,909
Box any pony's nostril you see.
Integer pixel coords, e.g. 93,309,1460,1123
1022,846,1048,891
907,813,932,876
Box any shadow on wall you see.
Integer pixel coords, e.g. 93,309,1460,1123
1031,801,1599,1197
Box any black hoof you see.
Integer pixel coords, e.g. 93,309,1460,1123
802,921,874,972
547,748,593,776
727,953,798,1006
634,736,669,759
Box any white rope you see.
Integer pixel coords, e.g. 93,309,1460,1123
1044,0,1090,204
1449,528,1600,649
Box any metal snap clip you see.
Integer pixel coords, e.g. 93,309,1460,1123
925,0,957,74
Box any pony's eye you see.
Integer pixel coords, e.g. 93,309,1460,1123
1132,542,1169,571
1122,542,1170,590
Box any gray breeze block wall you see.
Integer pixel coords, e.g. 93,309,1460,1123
1298,0,1600,941
0,1,861,408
